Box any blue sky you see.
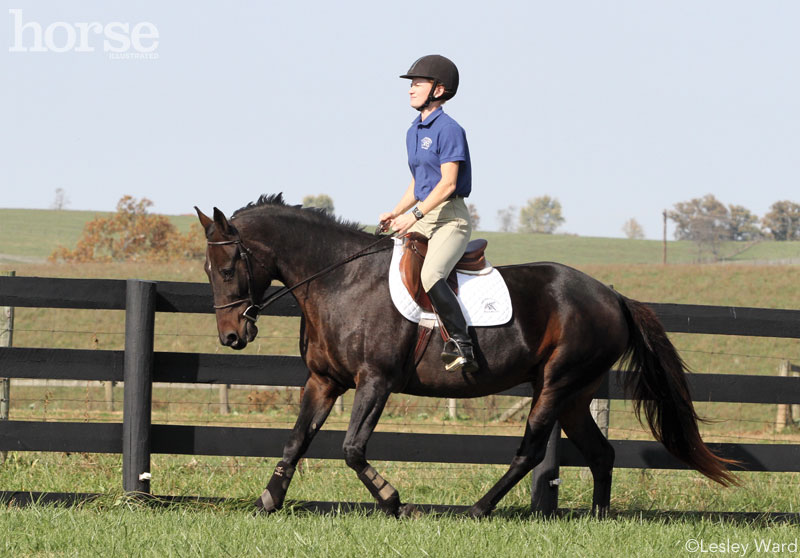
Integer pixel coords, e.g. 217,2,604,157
3,1,798,239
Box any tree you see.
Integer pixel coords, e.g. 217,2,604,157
726,204,762,241
497,206,517,232
468,203,480,230
302,194,335,215
667,194,730,259
50,195,205,262
51,188,70,210
518,196,564,234
622,218,645,239
761,200,800,241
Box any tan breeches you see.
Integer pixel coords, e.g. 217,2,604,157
408,197,472,292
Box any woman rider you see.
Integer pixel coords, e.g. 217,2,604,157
379,54,478,374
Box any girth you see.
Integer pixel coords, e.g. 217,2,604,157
399,232,488,313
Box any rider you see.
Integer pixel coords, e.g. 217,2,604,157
379,54,478,374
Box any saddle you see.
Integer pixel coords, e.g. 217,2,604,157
399,232,489,313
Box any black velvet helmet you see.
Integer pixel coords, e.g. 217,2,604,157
400,54,459,106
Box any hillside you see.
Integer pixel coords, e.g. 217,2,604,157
1,208,799,266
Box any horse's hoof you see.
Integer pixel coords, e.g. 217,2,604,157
466,504,492,519
253,489,279,515
591,505,610,519
398,503,420,519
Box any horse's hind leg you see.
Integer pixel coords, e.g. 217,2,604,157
558,392,615,518
341,372,404,517
467,390,561,519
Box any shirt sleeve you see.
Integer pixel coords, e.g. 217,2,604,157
437,124,468,164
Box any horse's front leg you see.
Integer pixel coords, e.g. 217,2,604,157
255,373,344,513
341,373,406,517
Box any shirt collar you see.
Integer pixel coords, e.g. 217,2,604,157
412,107,445,128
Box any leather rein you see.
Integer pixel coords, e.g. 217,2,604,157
208,230,396,323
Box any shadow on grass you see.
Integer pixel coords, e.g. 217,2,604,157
2,491,797,527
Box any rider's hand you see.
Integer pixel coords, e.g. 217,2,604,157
378,211,396,233
391,213,417,235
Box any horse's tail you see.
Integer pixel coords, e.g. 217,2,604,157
616,295,739,486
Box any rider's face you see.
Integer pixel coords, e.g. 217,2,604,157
409,78,442,110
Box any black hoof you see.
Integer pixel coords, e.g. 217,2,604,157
398,503,420,519
466,504,492,519
253,489,280,515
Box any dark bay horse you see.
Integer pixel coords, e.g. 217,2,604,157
196,194,737,518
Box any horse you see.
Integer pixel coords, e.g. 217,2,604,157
195,193,737,519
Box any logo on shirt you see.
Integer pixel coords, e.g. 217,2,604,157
420,137,432,150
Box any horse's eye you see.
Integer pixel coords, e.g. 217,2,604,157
220,268,235,281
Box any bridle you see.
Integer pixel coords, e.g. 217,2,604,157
207,229,396,324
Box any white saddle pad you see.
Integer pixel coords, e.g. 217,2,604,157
388,238,513,327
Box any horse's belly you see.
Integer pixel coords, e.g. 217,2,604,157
400,364,534,399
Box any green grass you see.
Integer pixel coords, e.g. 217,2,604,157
2,500,798,558
2,208,800,266
1,210,799,555
0,209,197,262
2,450,799,557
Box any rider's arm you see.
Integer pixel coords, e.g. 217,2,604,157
389,162,460,234
416,161,459,215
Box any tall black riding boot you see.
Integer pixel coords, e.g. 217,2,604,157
426,279,479,374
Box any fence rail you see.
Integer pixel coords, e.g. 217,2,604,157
1,275,799,514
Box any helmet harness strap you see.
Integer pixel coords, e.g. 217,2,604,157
416,79,441,112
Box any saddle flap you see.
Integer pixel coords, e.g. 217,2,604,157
399,233,488,312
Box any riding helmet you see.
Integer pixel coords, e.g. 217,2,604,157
400,54,459,103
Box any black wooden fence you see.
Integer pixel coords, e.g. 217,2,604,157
1,276,799,514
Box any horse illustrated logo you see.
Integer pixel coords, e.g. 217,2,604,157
482,299,498,313
420,137,432,150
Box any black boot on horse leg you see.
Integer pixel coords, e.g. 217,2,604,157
427,279,479,374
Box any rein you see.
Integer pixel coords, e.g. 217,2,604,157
208,231,397,323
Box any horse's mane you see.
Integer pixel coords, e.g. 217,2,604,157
232,193,366,234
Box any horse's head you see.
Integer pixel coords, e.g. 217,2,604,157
196,206,275,350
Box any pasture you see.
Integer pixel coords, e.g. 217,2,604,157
1,208,799,556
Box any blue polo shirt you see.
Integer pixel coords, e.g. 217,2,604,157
406,108,472,202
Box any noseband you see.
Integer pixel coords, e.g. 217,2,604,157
207,230,396,324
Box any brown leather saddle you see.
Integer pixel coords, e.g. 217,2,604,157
399,232,489,313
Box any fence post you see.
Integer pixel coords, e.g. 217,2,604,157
0,271,14,465
219,384,230,415
791,362,800,425
776,360,790,431
447,398,457,420
590,373,610,438
531,421,561,516
123,280,156,494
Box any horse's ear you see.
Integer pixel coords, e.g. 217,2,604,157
213,207,234,235
195,207,213,232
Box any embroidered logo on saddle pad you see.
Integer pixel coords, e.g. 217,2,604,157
388,238,513,327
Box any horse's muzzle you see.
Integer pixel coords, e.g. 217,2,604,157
221,321,258,350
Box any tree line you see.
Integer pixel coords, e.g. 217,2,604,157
48,193,798,264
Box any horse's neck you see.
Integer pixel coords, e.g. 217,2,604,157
250,219,380,294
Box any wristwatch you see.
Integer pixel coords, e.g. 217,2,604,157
412,206,424,220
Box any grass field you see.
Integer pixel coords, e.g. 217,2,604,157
2,207,800,266
1,208,799,555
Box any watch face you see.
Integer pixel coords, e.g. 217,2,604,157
413,207,424,219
